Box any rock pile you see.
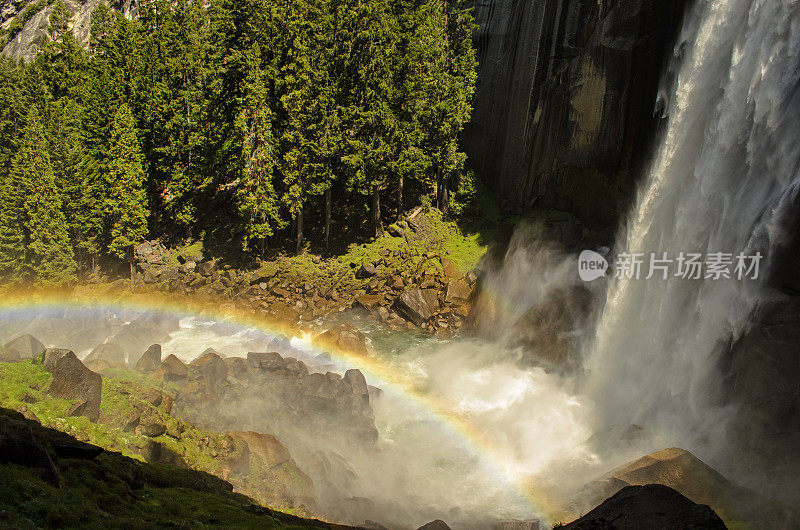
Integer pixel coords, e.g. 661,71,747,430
172,349,378,451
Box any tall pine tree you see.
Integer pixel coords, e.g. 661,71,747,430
0,107,76,284
107,103,149,280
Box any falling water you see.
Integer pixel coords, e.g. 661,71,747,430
586,0,800,462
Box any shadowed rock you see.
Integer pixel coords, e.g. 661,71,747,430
153,354,188,381
42,348,102,422
135,344,162,372
0,408,60,486
561,484,725,529
4,334,46,360
578,447,799,528
417,520,451,530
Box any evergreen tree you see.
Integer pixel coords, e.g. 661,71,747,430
342,0,400,239
107,104,149,280
0,107,76,284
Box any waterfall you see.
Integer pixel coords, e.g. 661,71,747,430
586,0,800,459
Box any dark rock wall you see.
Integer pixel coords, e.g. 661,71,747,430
463,0,688,226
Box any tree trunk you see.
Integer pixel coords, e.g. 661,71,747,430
436,169,443,210
441,175,450,215
260,237,267,260
372,186,382,238
129,260,135,283
296,205,304,255
397,175,403,221
324,187,332,253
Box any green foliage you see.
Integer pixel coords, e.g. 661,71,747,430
0,0,481,279
107,103,149,264
0,107,76,284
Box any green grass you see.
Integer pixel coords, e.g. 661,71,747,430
0,360,322,517
0,457,324,529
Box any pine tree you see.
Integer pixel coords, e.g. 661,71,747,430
0,107,76,284
236,42,284,256
107,103,149,280
342,0,400,239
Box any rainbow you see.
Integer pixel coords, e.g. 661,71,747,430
0,285,567,524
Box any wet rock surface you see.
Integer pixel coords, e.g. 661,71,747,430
562,484,726,529
463,0,688,227
574,447,799,529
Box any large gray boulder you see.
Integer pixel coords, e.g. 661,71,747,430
42,348,102,422
3,334,46,360
393,288,439,326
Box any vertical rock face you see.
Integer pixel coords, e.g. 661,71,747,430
2,0,139,62
463,0,688,226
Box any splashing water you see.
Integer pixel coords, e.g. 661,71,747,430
586,0,800,464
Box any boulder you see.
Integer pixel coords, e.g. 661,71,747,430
230,431,291,468
42,349,102,422
264,302,300,325
394,288,439,326
578,447,799,528
0,345,18,362
387,223,405,237
153,354,188,381
417,521,451,530
138,421,167,438
344,369,368,396
444,279,472,304
317,323,370,357
508,285,596,369
84,342,127,367
4,334,46,360
197,259,218,276
440,257,461,279
247,351,285,371
355,262,379,279
560,484,725,529
355,294,382,311
135,344,162,372
225,356,250,377
190,351,229,386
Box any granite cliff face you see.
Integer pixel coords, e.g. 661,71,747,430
1,0,137,62
464,0,688,226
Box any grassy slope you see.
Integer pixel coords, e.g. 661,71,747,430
0,457,321,529
0,361,316,519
